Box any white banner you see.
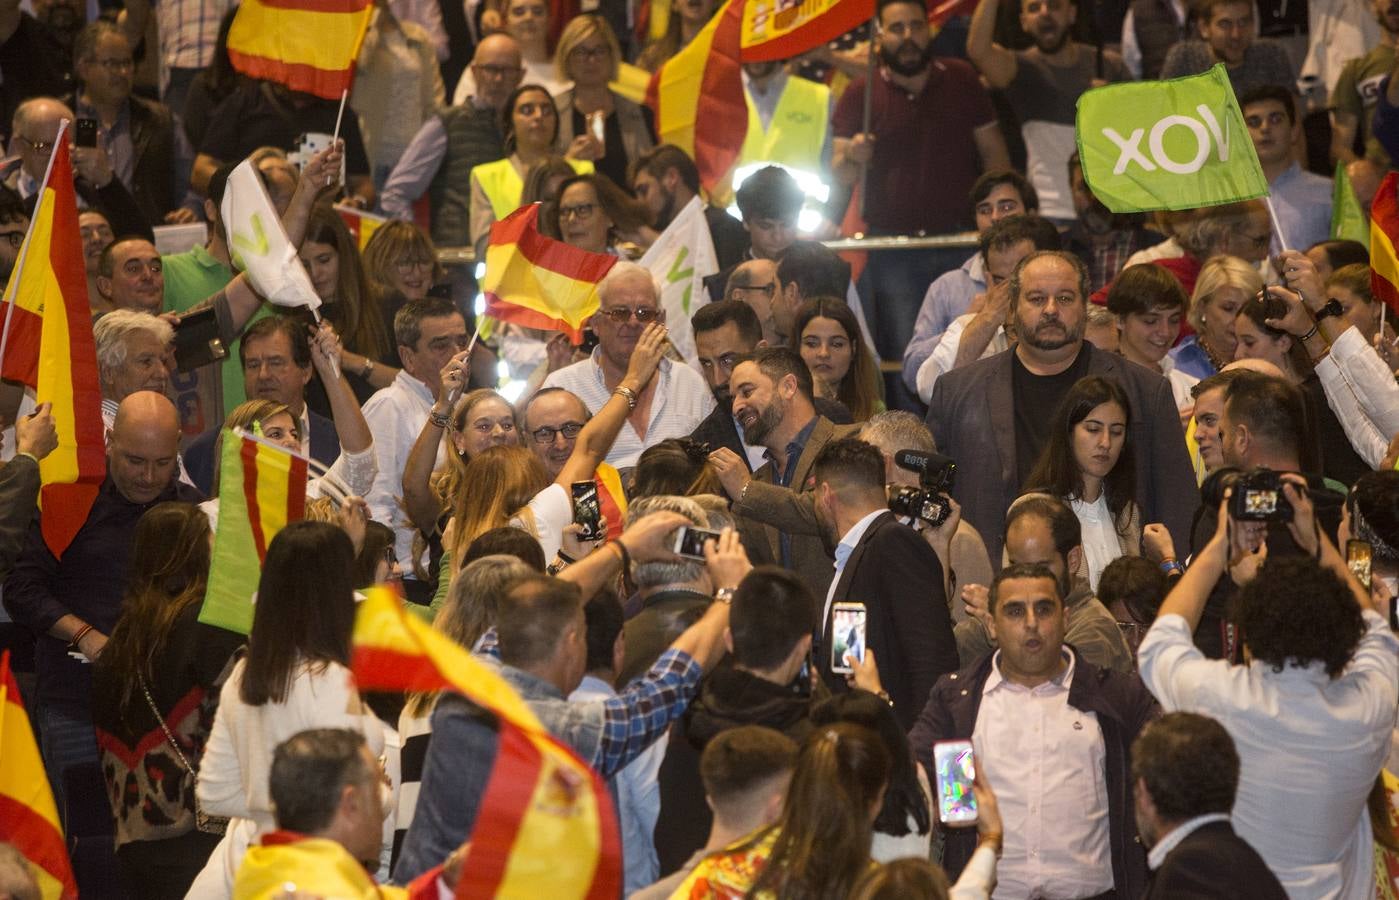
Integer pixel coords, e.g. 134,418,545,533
221,160,321,312
638,196,718,368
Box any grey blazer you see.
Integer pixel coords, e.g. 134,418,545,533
926,343,1197,564
554,89,654,170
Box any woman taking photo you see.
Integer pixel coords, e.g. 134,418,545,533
1169,255,1262,379
298,205,396,398
192,521,384,895
1021,376,1139,591
93,504,245,899
552,15,655,192
469,85,593,246
794,297,883,422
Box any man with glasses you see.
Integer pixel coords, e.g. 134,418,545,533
380,33,525,247
542,261,714,468
364,298,470,603
723,259,783,346
522,387,591,479
70,21,199,226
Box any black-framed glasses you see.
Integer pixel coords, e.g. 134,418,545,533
531,422,584,443
475,63,523,79
599,306,661,324
731,282,776,299
569,44,611,61
558,202,596,221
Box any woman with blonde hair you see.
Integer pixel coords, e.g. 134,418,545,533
1170,255,1263,379
362,220,443,331
552,15,655,191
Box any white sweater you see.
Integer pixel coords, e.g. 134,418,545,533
197,657,385,833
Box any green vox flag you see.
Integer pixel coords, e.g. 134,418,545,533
1075,64,1268,213
1331,161,1368,243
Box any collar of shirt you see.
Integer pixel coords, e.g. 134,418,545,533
834,508,887,574
298,406,311,456
985,647,1076,696
394,368,435,406
499,661,565,701
1146,813,1232,869
75,97,130,134
1271,160,1304,190
17,168,37,198
963,251,986,287
764,416,818,486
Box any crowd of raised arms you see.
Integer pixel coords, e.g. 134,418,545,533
1,0,1399,896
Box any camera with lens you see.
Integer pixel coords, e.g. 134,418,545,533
889,450,956,528
1224,467,1294,522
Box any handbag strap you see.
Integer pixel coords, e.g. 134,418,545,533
138,674,196,777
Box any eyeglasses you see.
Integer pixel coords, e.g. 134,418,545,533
0,231,24,249
16,137,55,155
90,57,134,71
394,256,434,273
558,202,596,221
531,422,584,443
475,63,523,79
731,282,776,299
599,306,661,324
569,45,611,61
244,356,291,374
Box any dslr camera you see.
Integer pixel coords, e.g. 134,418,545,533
889,450,956,528
1226,467,1294,523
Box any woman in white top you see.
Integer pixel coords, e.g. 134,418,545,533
191,521,385,898
1105,263,1199,418
1020,376,1140,591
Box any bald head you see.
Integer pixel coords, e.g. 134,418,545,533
472,33,525,111
108,392,181,504
12,98,75,181
726,259,781,345
1223,357,1286,380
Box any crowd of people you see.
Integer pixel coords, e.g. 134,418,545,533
1,0,1399,896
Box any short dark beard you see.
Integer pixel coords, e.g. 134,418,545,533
654,188,677,231
1034,27,1071,55
879,41,932,78
741,399,784,446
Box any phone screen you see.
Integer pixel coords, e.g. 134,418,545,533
673,526,721,560
933,740,978,825
830,602,866,675
571,481,601,540
1347,539,1373,590
75,118,97,148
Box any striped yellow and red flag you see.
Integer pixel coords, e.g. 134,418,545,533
483,204,617,343
645,0,747,192
335,203,387,251
200,430,308,635
595,462,627,542
351,587,621,899
1370,171,1399,314
740,0,874,62
226,0,373,100
0,651,77,900
0,130,105,559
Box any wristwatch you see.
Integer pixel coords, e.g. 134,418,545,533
1313,298,1344,322
714,587,736,605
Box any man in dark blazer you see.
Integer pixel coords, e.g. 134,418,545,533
810,438,958,730
708,348,859,607
926,250,1196,562
1134,712,1288,899
183,316,341,492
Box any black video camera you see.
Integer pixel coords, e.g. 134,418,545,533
889,450,956,527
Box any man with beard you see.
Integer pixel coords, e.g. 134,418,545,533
968,0,1131,223
1160,0,1294,95
926,250,1196,563
1331,0,1399,167
832,0,1008,361
809,437,957,729
707,347,859,599
1062,153,1165,292
631,143,748,270
0,0,80,126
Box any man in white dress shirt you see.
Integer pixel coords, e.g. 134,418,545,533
362,298,468,603
1138,480,1398,899
541,262,713,468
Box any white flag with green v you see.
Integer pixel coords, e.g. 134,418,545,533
1075,64,1268,214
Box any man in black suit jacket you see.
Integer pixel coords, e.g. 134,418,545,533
927,250,1196,562
810,438,958,729
1134,712,1287,899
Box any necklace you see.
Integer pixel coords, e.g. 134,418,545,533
1197,334,1229,372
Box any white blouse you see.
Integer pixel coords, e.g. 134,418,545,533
1070,493,1122,592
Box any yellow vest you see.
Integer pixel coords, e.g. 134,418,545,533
736,75,830,176
471,156,594,221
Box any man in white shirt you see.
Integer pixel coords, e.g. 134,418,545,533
362,298,468,602
541,262,713,468
910,561,1157,898
1137,479,1398,900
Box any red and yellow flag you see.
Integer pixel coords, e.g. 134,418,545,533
0,131,105,559
1370,172,1399,315
482,204,617,343
740,0,874,62
645,0,747,192
336,203,387,252
200,431,308,635
227,0,373,100
595,463,627,542
351,588,621,899
0,651,77,900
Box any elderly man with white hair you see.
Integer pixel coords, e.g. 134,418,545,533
93,309,174,429
541,261,714,468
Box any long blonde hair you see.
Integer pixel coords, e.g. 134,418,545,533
447,445,551,569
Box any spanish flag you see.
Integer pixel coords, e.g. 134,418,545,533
226,0,373,100
645,0,747,193
335,203,386,251
1370,171,1399,314
740,0,873,62
0,128,105,559
351,588,621,898
482,204,617,344
596,462,627,542
200,430,308,635
0,651,77,900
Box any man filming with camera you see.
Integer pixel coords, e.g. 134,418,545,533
1179,370,1345,659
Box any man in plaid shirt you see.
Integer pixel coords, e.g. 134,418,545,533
394,520,748,882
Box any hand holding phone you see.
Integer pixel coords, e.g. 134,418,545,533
830,602,866,675
571,481,602,541
673,525,722,560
